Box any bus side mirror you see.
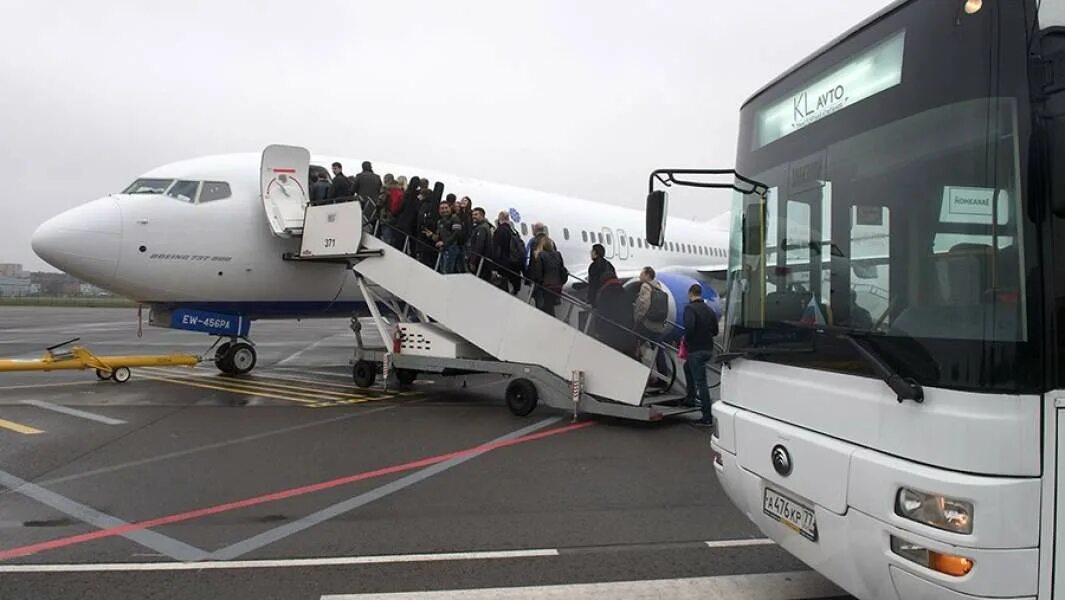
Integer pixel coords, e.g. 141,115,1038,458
646,190,668,246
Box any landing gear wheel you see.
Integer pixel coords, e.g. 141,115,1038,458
505,378,538,417
110,366,132,383
214,342,233,374
353,360,376,388
225,342,257,375
395,368,417,386
95,369,111,381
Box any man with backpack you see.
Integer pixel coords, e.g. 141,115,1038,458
633,267,671,385
493,211,524,294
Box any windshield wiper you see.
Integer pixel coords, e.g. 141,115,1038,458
839,333,923,404
714,345,815,366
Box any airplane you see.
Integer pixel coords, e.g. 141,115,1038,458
31,148,732,376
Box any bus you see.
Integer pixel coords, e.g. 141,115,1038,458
701,1,1065,598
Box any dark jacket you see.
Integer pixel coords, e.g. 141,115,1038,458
467,220,494,264
595,278,636,354
456,210,473,246
436,214,462,246
310,180,331,203
328,172,352,199
396,191,421,235
493,223,520,268
587,256,616,308
416,198,438,245
354,170,383,200
683,299,719,353
530,250,567,288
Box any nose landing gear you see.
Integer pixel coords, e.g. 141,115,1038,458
214,339,257,375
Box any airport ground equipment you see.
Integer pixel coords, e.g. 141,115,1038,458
0,338,200,383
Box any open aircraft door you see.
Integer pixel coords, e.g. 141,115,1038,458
261,145,310,237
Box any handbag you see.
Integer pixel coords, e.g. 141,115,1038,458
678,337,688,360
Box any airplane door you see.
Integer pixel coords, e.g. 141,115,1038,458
601,227,615,259
617,228,629,260
261,144,311,237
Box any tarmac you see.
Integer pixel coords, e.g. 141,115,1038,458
0,307,851,599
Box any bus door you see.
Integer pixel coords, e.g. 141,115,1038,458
617,228,629,260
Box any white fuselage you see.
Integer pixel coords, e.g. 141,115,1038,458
32,153,730,319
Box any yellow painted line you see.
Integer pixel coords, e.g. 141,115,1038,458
141,367,410,400
136,373,325,406
140,370,370,402
0,418,44,435
0,381,99,391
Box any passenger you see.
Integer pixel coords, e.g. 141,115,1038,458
309,173,330,204
595,276,636,355
681,283,718,426
416,187,440,268
377,175,401,247
633,266,669,376
455,197,473,271
354,161,383,202
328,162,353,199
434,201,463,273
445,193,457,211
586,243,615,309
395,176,423,252
492,211,524,294
525,222,547,274
466,206,495,280
529,236,568,316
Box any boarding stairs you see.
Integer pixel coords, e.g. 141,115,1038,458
258,144,708,418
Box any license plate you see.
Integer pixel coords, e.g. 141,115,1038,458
763,487,818,542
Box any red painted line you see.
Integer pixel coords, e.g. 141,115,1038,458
0,421,595,561
271,168,296,173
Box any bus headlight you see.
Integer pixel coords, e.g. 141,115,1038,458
890,536,974,577
895,488,973,534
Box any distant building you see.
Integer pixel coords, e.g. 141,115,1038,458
0,276,33,297
0,263,23,277
79,283,110,297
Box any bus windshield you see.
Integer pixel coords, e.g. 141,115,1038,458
726,0,1039,393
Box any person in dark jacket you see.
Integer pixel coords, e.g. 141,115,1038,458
416,188,439,268
528,236,567,316
595,277,636,355
328,162,352,199
309,173,331,204
434,201,463,273
393,176,422,252
354,161,383,202
586,243,615,309
682,283,719,426
492,211,523,294
466,207,494,280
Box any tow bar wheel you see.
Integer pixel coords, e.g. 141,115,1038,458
95,369,111,381
110,366,132,383
505,378,538,416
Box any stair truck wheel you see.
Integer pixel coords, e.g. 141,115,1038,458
214,342,233,374
395,368,418,386
505,378,538,417
95,369,111,381
110,366,132,383
353,360,376,388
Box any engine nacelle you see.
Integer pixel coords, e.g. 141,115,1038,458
623,271,721,342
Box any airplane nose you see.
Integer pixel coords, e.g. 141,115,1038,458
32,197,122,288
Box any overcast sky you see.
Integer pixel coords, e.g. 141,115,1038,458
1,0,890,271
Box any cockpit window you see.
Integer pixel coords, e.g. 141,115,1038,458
166,180,200,203
199,181,232,203
123,178,173,194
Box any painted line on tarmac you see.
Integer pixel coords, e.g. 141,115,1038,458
135,373,326,405
208,417,567,560
140,368,373,401
19,400,126,425
320,571,842,599
0,418,43,435
0,418,593,561
19,404,403,491
0,538,782,573
0,381,98,391
0,469,206,562
705,538,775,549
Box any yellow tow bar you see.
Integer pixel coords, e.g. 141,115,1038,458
0,337,201,383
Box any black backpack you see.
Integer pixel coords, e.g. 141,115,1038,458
646,284,669,322
508,228,526,265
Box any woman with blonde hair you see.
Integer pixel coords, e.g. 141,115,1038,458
528,235,567,316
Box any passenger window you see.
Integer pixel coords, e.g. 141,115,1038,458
606,233,612,244
564,228,570,241
199,181,231,203
581,230,588,242
597,232,604,244
521,223,528,236
620,236,626,247
637,239,643,249
629,236,635,247
166,180,200,203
